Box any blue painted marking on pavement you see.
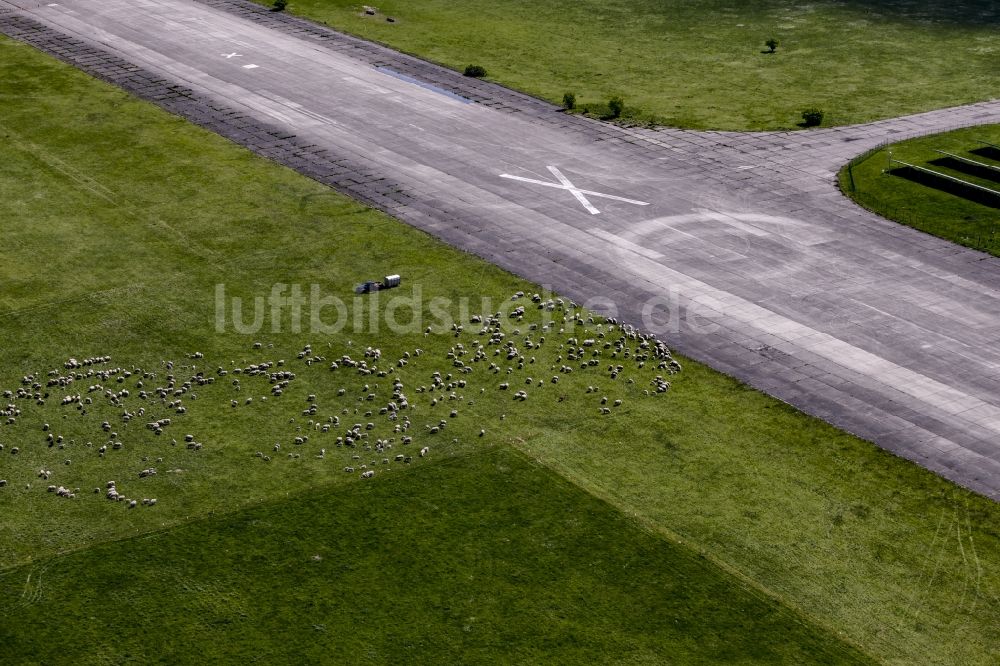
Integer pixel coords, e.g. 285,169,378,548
376,66,472,104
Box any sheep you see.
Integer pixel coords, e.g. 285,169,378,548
361,470,375,479
420,446,429,457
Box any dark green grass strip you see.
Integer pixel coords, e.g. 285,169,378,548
0,447,872,665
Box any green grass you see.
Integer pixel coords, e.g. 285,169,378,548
0,447,871,665
256,0,1000,130
839,125,1000,256
1,34,999,665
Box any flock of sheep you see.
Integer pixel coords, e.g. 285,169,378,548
0,293,679,512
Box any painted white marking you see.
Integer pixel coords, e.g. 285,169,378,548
242,64,259,69
499,166,649,215
221,52,243,59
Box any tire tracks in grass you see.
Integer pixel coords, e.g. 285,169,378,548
0,119,224,266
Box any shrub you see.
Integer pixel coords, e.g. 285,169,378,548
463,65,487,78
608,96,624,119
765,38,779,53
271,0,287,11
563,92,576,110
801,108,824,127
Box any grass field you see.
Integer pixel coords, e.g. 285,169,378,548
839,125,1000,257
0,447,871,665
2,34,1000,665
257,0,1000,130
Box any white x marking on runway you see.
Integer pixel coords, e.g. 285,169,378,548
499,166,650,215
221,52,242,59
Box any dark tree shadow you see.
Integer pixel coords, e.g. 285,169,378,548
839,0,1000,28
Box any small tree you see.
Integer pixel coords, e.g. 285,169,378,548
765,38,779,53
463,64,487,78
271,0,287,11
608,96,624,119
801,108,824,127
562,92,576,110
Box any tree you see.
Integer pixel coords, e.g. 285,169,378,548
801,108,824,127
271,0,287,11
563,92,576,110
765,38,779,53
608,96,624,119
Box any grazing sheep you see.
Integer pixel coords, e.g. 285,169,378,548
420,446,429,457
